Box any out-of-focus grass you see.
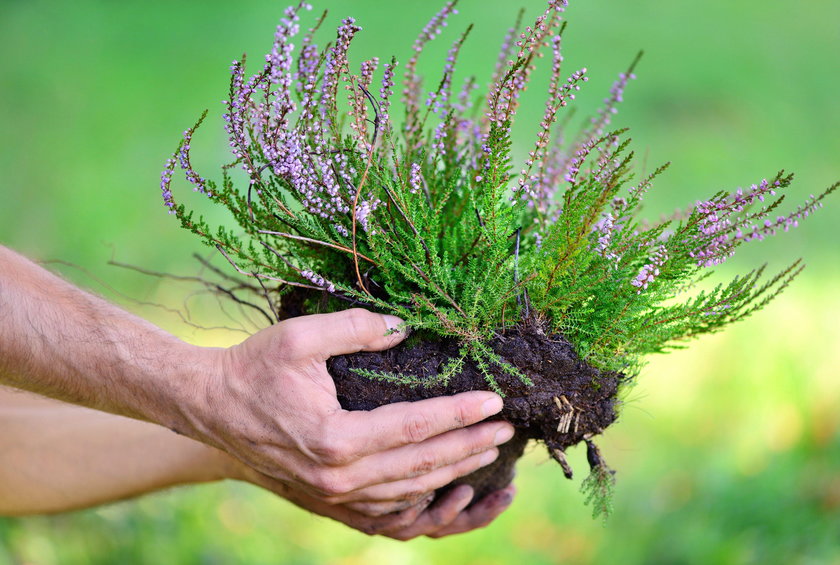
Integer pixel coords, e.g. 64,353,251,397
1,0,838,563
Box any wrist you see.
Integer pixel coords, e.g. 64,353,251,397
192,442,246,483
138,339,226,440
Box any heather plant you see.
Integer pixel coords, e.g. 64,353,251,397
159,0,836,519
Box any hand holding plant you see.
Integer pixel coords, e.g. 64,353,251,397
202,309,513,517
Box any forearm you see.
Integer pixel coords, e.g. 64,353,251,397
0,246,214,430
0,386,231,515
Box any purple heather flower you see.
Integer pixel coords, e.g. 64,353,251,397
485,1,567,127
379,58,398,124
453,76,477,115
687,176,793,267
300,269,336,293
177,128,210,196
631,245,668,292
519,61,587,203
354,198,381,233
296,44,320,94
429,33,467,120
546,61,637,191
591,71,636,138
267,3,308,85
431,120,449,154
359,57,379,90
735,190,826,244
222,61,265,173
160,157,177,213
348,57,380,148
562,136,599,185
594,213,619,264
489,17,521,92
409,162,423,194
689,198,735,267
402,2,458,141
320,17,362,125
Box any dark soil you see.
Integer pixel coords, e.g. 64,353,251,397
327,319,623,502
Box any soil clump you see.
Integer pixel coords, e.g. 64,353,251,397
327,321,622,501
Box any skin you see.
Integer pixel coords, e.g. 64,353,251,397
0,245,516,535
0,387,515,539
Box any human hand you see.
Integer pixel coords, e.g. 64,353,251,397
228,458,516,540
184,308,515,516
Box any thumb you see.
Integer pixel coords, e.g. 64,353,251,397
282,308,408,361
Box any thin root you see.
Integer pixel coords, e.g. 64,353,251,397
553,395,578,434
551,448,574,480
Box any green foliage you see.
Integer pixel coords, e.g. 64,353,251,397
159,0,837,445
160,0,836,390
580,464,616,524
348,349,467,388
349,367,431,387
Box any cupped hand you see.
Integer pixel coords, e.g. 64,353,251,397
186,308,515,516
235,461,517,540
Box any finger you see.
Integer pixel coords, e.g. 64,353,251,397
385,485,475,540
355,494,435,536
311,420,512,500
333,391,505,460
281,308,408,360
427,485,516,538
344,493,429,517
242,466,437,538
340,448,499,512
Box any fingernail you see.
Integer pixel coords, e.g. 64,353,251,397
496,490,514,508
382,315,408,338
453,484,474,500
382,314,404,330
480,448,499,466
481,395,503,418
494,425,515,446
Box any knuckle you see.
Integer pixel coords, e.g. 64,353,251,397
402,412,434,444
310,469,352,497
429,508,448,528
364,513,408,537
344,309,378,345
468,426,500,455
274,327,308,362
320,493,343,505
368,501,427,538
387,509,419,532
400,487,428,506
350,502,390,518
453,401,472,428
311,436,353,466
411,450,441,476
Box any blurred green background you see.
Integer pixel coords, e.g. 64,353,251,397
1,0,838,563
